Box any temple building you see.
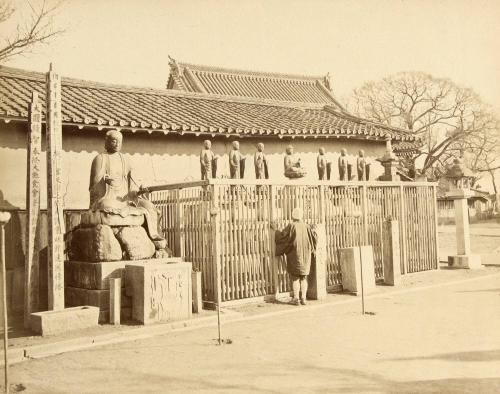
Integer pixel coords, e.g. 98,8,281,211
0,60,419,210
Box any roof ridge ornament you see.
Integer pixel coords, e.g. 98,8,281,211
168,55,180,76
323,72,332,91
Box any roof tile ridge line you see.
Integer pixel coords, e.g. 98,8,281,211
322,105,415,137
0,65,46,81
314,80,346,111
178,61,324,82
0,65,326,110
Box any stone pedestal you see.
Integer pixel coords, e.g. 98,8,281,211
31,306,99,336
446,189,483,269
65,257,182,323
383,219,401,286
125,261,192,325
307,223,327,300
339,246,376,295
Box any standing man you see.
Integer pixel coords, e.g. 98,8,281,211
200,140,215,180
273,208,317,306
229,141,242,179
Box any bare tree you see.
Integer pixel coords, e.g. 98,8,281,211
0,0,64,63
349,72,494,178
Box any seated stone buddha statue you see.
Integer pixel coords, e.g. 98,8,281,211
75,130,168,261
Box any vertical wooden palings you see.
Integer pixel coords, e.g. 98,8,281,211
399,185,407,275
25,91,42,327
46,65,65,311
432,185,440,269
269,185,279,296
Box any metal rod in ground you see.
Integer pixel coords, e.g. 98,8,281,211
359,246,365,315
216,301,221,345
0,212,11,394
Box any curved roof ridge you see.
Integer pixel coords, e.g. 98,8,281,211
176,61,325,82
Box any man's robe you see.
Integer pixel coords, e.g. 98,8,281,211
275,221,317,276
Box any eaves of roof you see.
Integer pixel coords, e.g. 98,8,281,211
0,66,419,147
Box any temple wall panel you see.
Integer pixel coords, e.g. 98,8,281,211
0,122,386,210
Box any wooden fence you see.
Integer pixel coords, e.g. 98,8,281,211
147,179,439,304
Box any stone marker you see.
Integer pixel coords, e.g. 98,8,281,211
339,246,376,295
383,219,401,286
31,306,99,336
445,158,483,269
109,278,121,325
46,64,65,310
307,223,327,300
125,261,192,325
25,91,42,327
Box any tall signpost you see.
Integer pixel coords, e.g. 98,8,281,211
24,92,42,327
46,64,65,310
0,212,11,393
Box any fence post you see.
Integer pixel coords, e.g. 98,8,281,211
210,185,222,306
432,185,440,270
269,185,279,298
173,189,184,258
399,185,407,275
361,185,368,245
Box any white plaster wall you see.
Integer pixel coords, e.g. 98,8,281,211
0,122,386,210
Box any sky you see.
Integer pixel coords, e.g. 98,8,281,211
2,0,500,112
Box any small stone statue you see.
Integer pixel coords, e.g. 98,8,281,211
338,148,348,181
357,150,366,181
284,145,306,179
229,141,242,179
200,140,215,180
254,143,268,179
317,147,327,180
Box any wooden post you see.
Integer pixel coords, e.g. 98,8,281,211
24,92,42,328
361,185,368,245
210,185,222,343
46,64,65,311
0,212,11,394
432,185,440,270
269,185,279,298
109,278,121,325
173,189,184,257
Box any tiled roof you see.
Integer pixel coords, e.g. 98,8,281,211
0,66,419,148
167,58,344,109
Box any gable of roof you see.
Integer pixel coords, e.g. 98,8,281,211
167,58,344,110
0,66,419,150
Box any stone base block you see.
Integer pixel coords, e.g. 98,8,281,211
339,246,376,295
70,225,123,262
65,258,183,290
65,286,131,309
114,226,155,260
448,254,483,269
126,261,192,325
65,260,128,290
31,306,99,336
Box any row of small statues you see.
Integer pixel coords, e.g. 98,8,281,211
200,140,371,181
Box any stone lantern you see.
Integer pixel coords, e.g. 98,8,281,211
445,157,482,269
377,135,400,181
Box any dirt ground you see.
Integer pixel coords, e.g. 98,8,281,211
6,269,500,394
